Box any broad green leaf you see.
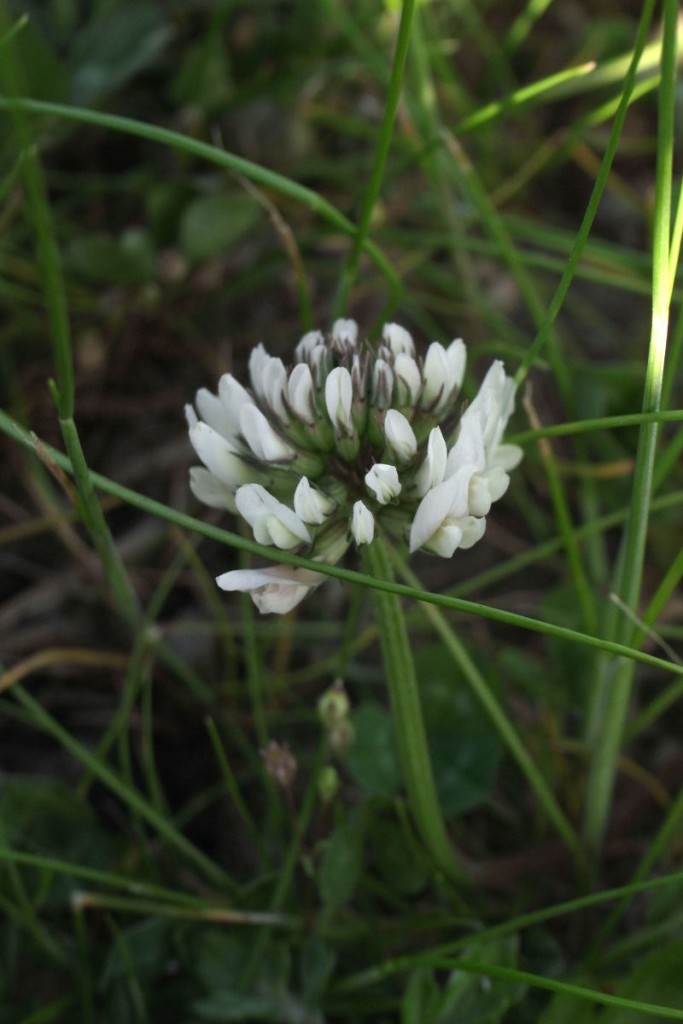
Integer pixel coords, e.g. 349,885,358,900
317,806,365,915
345,702,401,798
179,192,259,262
417,645,501,815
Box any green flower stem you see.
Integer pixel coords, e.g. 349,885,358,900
361,535,469,885
582,0,677,858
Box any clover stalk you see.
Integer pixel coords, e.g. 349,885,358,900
361,534,469,885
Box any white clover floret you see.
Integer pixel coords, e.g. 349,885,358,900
186,319,521,612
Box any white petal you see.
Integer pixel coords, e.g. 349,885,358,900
445,409,486,479
413,427,448,497
446,338,467,391
189,467,237,512
384,409,417,462
295,329,324,361
239,404,295,462
372,359,394,409
482,465,510,504
351,501,375,545
394,353,422,405
218,374,255,434
459,516,487,549
287,363,315,422
422,520,463,558
382,323,415,357
248,343,271,397
409,466,476,553
325,366,354,433
421,343,449,408
492,443,523,472
331,318,358,347
468,475,494,517
185,403,198,428
194,388,233,439
262,357,288,420
189,421,251,489
235,484,311,548
294,477,335,524
216,565,325,614
365,463,401,504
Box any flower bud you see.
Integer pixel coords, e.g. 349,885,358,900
352,501,375,545
365,463,401,504
384,409,417,462
294,477,335,524
325,366,354,435
382,322,415,357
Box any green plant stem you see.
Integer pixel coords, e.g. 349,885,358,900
582,0,677,857
361,535,469,885
332,0,415,318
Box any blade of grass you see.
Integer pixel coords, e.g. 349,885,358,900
9,683,236,894
335,866,683,992
396,557,586,873
582,0,678,857
0,26,141,622
332,0,415,318
515,0,657,382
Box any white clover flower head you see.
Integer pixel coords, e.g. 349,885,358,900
187,322,522,612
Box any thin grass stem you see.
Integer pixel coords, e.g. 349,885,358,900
582,0,678,856
332,0,415,318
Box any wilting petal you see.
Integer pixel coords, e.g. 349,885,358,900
382,322,415,357
384,409,417,462
365,463,401,504
351,501,375,545
294,477,335,524
239,404,296,462
216,565,325,614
